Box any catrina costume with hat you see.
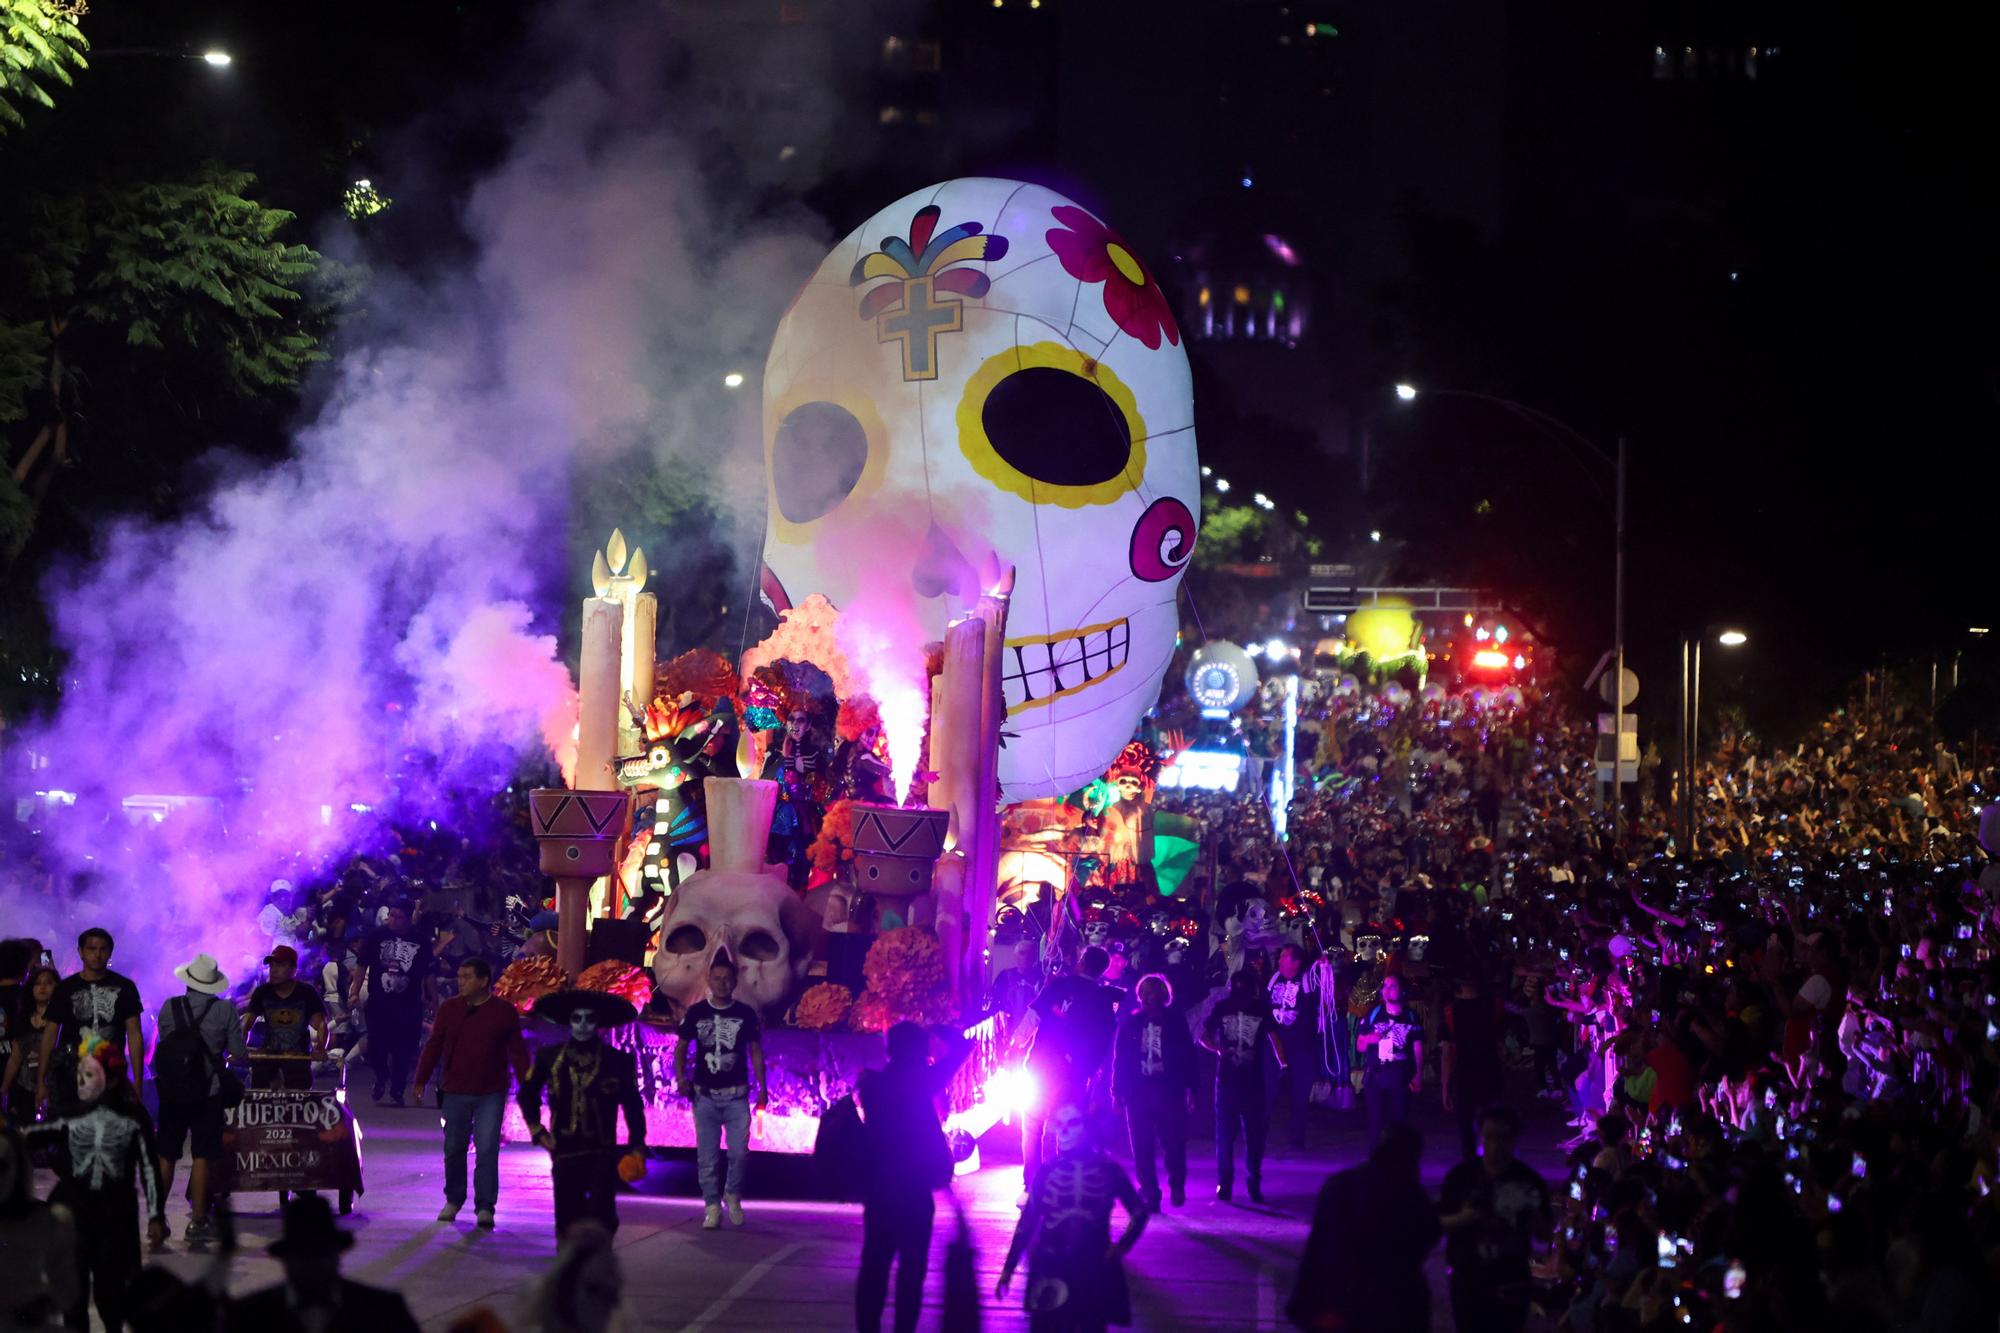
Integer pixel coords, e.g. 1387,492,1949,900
518,990,646,1242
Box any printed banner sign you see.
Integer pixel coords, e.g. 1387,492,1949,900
218,1088,363,1193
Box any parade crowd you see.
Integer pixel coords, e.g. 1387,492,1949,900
4,665,2000,1333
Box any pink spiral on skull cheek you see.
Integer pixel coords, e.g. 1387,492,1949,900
1129,497,1197,582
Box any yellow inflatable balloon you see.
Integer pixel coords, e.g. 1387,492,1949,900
1347,600,1417,661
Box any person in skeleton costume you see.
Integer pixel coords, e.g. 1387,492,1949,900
22,1034,166,1331
998,1102,1148,1333
767,706,826,888
1110,975,1196,1210
1222,897,1282,978
520,991,646,1243
1199,970,1283,1203
834,696,896,805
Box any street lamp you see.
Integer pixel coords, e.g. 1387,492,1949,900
1396,381,1630,837
202,50,233,66
1679,628,1747,852
722,372,745,389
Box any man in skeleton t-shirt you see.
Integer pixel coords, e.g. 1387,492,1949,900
1265,945,1324,1151
349,903,431,1106
1199,970,1284,1203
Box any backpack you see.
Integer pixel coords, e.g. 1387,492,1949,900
155,997,242,1107
813,1093,868,1200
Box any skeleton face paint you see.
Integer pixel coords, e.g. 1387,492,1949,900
1052,1104,1087,1154
77,1054,107,1103
569,1009,599,1043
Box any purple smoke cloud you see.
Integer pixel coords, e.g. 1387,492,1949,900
4,1,831,1005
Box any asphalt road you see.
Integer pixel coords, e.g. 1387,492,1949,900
103,1070,1570,1332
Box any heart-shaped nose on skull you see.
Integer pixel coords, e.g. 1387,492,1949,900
913,521,975,600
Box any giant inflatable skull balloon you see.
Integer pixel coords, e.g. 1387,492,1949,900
760,179,1199,802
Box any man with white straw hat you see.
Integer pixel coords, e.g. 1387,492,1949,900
154,951,248,1244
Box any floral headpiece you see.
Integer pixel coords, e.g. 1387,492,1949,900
77,1031,123,1084
836,693,883,744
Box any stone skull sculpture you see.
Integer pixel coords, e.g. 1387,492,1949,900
652,867,818,1018
759,178,1199,802
651,778,818,1017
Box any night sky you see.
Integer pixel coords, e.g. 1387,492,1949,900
18,0,2000,738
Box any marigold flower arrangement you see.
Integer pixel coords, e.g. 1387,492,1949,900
793,982,854,1031
577,960,653,1008
848,926,954,1031
494,956,570,1014
809,798,859,875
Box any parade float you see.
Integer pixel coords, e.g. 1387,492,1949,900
501,177,1199,1155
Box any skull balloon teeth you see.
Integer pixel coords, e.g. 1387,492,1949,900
1002,619,1131,714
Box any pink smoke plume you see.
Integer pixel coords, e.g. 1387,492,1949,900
833,612,929,806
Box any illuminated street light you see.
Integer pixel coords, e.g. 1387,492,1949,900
1214,478,1230,493
723,372,746,389
1394,382,1419,402
1265,638,1289,660
1252,492,1273,510
1369,529,1382,543
202,50,233,66
1717,629,1748,647
1200,465,1212,477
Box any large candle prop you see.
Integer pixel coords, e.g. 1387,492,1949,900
590,530,654,918
567,595,623,976
965,570,1012,989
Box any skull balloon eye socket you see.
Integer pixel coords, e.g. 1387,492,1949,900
957,343,1149,509
665,925,708,955
772,401,869,523
982,368,1131,487
739,929,781,962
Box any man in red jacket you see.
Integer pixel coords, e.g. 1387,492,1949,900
414,957,529,1227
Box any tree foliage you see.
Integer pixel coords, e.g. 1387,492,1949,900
0,165,328,561
0,0,86,134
